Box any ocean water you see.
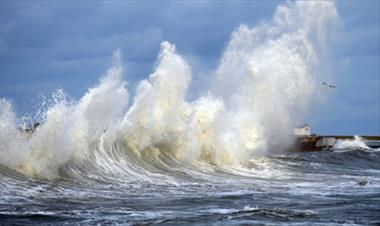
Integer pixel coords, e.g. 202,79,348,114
1,1,379,225
1,148,379,225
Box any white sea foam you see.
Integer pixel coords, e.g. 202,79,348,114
334,135,374,152
0,1,337,179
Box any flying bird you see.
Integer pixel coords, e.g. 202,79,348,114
322,82,336,88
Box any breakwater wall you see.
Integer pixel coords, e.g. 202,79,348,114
294,135,380,152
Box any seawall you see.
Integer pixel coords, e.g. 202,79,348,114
294,135,380,152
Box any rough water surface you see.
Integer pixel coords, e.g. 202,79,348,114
1,1,379,225
1,149,379,225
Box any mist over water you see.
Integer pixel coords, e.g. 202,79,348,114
1,1,379,225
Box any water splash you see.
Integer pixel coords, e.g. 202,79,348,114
0,1,337,179
334,136,374,152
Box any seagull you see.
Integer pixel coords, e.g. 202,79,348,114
322,82,336,88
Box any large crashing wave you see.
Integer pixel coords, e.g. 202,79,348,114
0,1,337,179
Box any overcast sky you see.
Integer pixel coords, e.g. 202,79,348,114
0,0,379,135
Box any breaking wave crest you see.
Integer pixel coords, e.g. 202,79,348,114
0,1,337,180
334,136,379,152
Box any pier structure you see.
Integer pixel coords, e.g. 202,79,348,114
293,124,380,151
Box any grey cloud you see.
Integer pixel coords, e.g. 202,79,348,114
0,0,379,135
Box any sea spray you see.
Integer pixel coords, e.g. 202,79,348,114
0,1,337,179
213,1,337,154
120,41,191,158
334,136,372,152
0,51,128,179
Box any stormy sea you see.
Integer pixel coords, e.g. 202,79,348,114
1,1,379,225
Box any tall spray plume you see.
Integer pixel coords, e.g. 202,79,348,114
0,1,337,179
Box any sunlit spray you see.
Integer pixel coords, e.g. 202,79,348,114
0,1,337,179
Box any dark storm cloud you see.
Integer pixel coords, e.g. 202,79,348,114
0,0,279,104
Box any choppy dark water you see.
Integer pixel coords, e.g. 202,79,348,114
1,149,379,226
